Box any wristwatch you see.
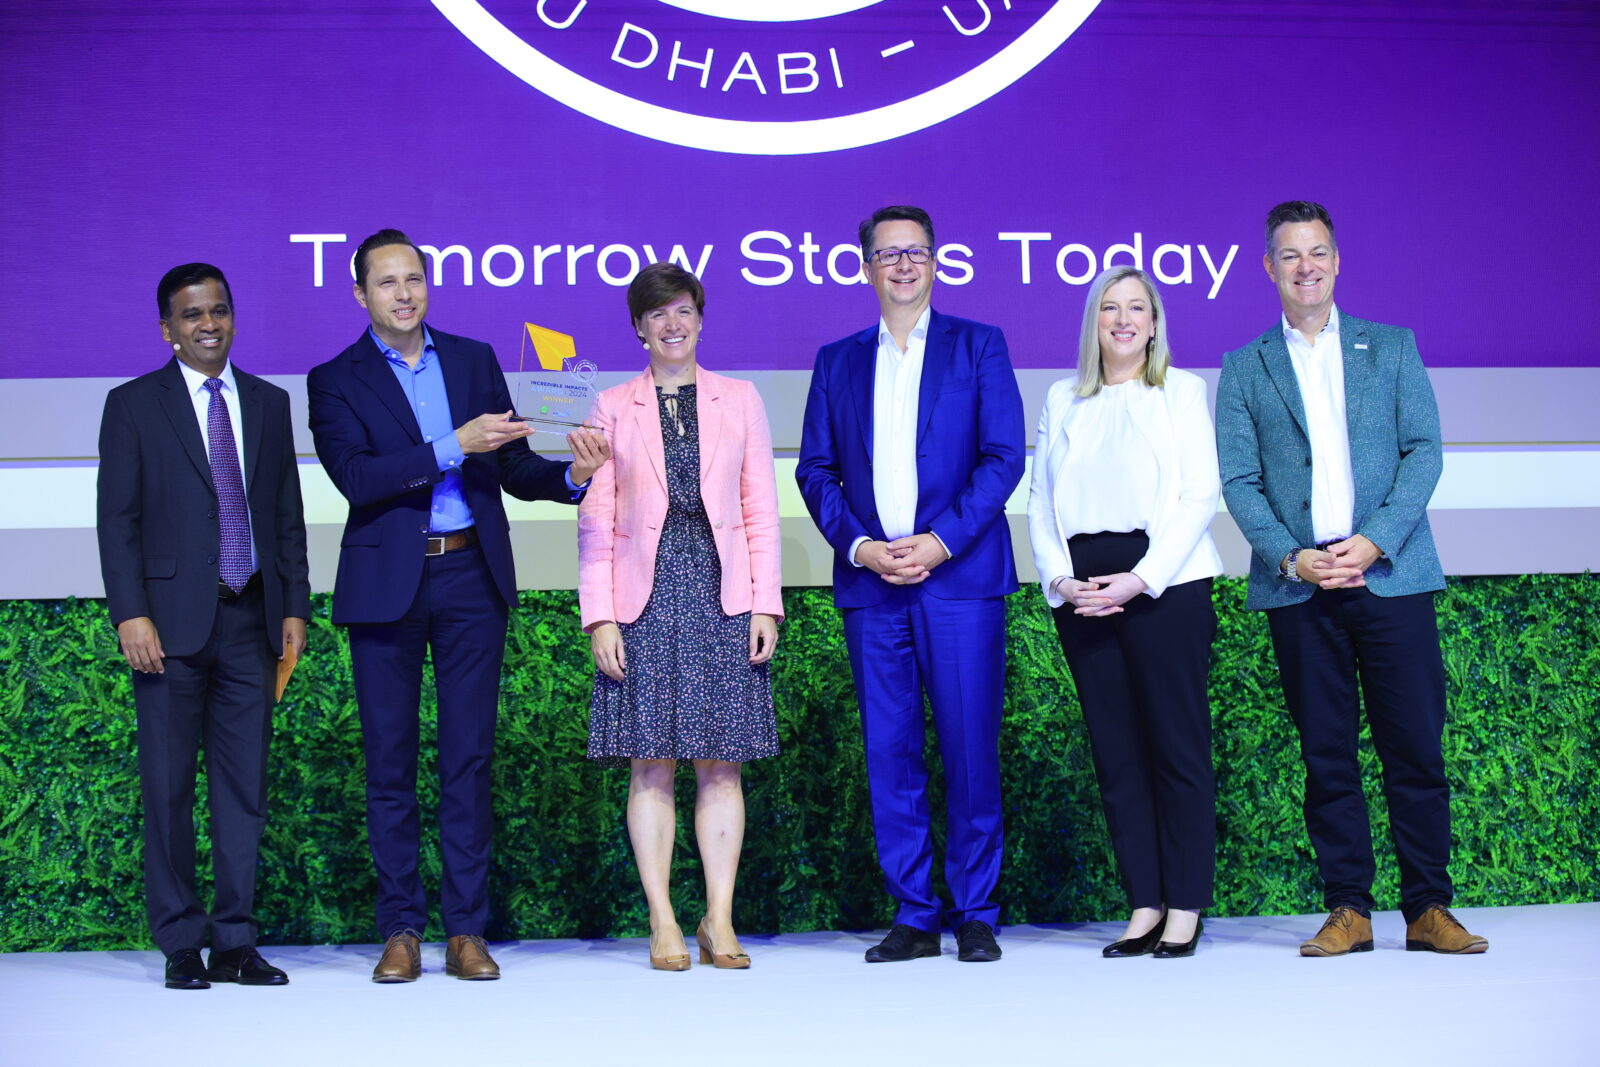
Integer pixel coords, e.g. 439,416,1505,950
1281,549,1305,582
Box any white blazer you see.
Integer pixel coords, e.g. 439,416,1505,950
1027,366,1224,606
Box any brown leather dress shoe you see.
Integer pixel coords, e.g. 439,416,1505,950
372,929,423,983
445,934,501,980
1405,905,1489,954
1300,906,1374,956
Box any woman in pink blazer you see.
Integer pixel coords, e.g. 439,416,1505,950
577,263,783,971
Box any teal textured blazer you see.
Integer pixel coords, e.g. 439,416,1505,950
1215,311,1445,611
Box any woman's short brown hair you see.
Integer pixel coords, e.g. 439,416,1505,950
627,262,706,330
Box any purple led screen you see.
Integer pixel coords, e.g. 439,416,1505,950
3,1,1598,380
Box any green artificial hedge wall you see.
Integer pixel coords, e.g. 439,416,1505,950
1,575,1595,952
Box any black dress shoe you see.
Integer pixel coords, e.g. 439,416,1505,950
207,945,289,985
864,924,941,963
164,948,211,990
1152,917,1203,959
1102,912,1167,958
955,920,1002,962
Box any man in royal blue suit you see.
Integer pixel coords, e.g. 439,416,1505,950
308,229,608,982
797,206,1025,963
1216,200,1487,956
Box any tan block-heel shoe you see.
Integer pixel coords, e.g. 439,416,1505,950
696,918,751,969
649,926,691,971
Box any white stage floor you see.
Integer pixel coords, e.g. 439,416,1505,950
3,903,1595,1066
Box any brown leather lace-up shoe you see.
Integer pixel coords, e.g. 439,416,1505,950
372,929,423,983
1405,905,1489,954
445,934,501,980
1299,906,1374,956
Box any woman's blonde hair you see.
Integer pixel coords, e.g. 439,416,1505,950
1074,266,1171,397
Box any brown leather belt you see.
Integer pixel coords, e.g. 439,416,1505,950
425,527,478,557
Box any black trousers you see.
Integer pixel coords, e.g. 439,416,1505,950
1266,587,1452,923
133,583,275,955
1051,531,1217,911
346,544,508,939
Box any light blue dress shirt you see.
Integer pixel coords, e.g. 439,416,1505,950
372,326,474,534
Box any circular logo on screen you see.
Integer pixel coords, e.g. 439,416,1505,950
430,0,1102,154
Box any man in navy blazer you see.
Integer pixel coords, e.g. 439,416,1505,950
98,263,309,989
1216,201,1486,956
307,230,608,982
797,206,1024,963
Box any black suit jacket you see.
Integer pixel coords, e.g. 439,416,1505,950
97,359,312,657
305,326,576,625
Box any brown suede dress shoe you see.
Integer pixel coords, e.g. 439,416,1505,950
1300,906,1374,956
1405,905,1489,954
446,934,501,980
372,929,423,983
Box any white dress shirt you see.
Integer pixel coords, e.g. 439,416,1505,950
1051,380,1160,539
1283,306,1355,543
177,359,258,570
872,307,929,541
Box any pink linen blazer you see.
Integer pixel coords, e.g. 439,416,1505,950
577,366,783,630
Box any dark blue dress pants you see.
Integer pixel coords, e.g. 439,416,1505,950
134,583,274,955
347,544,507,938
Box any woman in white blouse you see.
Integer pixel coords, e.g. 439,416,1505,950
1027,266,1223,959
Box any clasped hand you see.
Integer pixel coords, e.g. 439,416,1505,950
1295,534,1380,589
855,534,949,585
1053,572,1148,616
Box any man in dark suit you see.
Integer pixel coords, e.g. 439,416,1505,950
98,263,310,989
797,205,1025,963
307,229,608,982
1215,200,1487,956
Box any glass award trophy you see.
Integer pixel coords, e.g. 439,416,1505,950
509,322,598,433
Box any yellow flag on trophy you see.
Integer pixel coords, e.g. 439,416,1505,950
524,322,576,371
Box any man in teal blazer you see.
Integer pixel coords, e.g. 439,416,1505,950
1216,201,1487,957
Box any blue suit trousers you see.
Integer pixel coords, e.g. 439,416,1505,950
843,586,1005,932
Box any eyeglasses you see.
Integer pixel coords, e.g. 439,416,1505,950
868,246,933,266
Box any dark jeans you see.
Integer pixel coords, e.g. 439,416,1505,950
1266,587,1452,922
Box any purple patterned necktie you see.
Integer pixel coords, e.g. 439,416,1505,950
203,378,251,592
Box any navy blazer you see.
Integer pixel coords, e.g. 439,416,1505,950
796,309,1025,608
1215,311,1446,610
97,359,311,657
306,326,576,625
